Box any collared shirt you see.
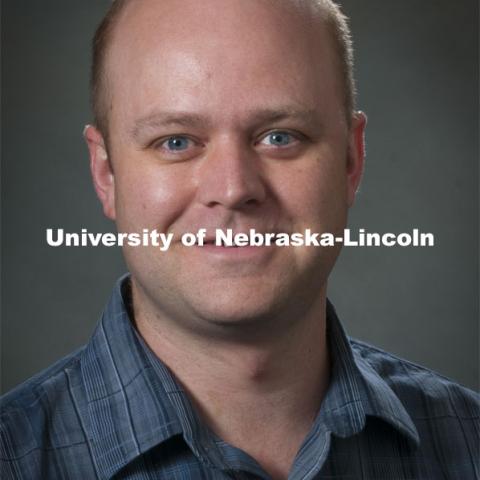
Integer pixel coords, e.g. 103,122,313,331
1,275,479,479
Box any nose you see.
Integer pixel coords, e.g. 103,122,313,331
195,137,267,209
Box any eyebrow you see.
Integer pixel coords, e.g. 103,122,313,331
130,106,319,141
131,112,208,141
248,107,318,126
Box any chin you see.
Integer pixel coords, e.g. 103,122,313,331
181,278,303,337
192,288,278,322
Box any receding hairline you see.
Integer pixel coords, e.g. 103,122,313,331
90,0,356,137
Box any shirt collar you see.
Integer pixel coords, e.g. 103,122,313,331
321,300,420,447
80,276,419,478
80,275,184,479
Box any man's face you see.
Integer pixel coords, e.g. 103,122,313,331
88,0,365,335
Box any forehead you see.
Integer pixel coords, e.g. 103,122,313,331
110,0,327,49
105,0,342,130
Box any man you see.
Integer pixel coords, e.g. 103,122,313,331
1,0,478,479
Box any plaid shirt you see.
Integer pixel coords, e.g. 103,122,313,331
1,275,479,479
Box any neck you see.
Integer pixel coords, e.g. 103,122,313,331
133,281,330,479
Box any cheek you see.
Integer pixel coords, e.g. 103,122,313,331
270,155,348,227
114,162,194,232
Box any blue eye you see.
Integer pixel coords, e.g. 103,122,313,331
163,136,191,151
262,131,294,146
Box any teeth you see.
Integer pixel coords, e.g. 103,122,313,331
204,241,245,247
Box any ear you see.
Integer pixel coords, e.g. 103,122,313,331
84,125,116,220
346,111,367,207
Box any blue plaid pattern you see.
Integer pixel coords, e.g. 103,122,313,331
1,275,479,479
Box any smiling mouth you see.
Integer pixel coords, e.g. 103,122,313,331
201,229,285,248
189,233,278,262
197,243,272,261
202,241,259,248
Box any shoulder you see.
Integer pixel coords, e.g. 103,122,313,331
1,347,88,461
350,338,479,419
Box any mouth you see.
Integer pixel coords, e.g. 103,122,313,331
203,239,249,248
201,229,285,248
195,237,274,262
202,241,258,248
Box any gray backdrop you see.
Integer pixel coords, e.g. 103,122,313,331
2,0,478,393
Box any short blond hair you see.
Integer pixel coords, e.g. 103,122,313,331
90,0,356,136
